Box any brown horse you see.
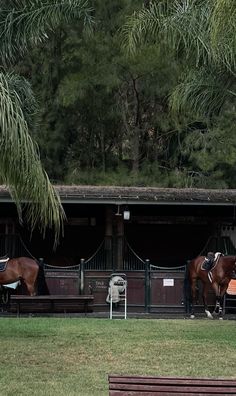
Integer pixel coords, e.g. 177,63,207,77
0,257,42,296
187,254,236,319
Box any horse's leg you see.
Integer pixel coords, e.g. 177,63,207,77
190,277,197,319
211,282,225,318
0,286,10,312
3,288,10,312
22,263,39,296
28,286,37,296
23,276,38,296
215,284,228,320
211,282,221,315
202,283,213,319
219,291,227,319
218,294,225,320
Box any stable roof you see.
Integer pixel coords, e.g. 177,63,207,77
0,185,236,206
56,186,236,206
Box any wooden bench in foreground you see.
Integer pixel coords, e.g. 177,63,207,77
108,375,236,395
11,295,94,316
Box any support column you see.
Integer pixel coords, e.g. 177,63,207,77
105,207,113,269
116,213,124,271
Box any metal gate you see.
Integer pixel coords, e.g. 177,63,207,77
81,239,148,311
145,263,187,314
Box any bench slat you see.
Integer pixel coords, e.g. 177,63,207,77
109,375,236,395
109,376,236,386
11,295,94,300
110,383,236,393
110,392,236,396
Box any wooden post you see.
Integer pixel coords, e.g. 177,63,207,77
80,258,85,295
145,259,150,313
105,207,113,269
116,213,124,271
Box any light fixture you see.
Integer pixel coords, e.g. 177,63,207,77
123,209,130,220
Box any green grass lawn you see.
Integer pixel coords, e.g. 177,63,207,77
0,318,236,395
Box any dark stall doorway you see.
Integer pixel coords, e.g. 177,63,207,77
125,223,213,267
19,224,105,267
17,203,106,267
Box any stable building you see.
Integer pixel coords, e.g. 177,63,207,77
1,185,236,314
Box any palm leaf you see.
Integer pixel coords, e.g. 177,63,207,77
122,1,212,66
0,0,94,64
169,68,233,118
0,0,93,246
123,0,236,118
210,0,236,72
0,72,66,247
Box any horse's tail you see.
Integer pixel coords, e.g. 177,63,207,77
184,260,192,314
36,260,50,295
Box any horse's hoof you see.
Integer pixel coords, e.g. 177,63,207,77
219,317,223,320
190,315,195,319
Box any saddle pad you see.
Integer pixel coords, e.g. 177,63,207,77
0,262,7,272
3,281,20,289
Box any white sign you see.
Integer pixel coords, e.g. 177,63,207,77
163,279,174,287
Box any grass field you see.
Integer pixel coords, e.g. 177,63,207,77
0,317,236,395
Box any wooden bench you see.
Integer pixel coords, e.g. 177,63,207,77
10,295,94,316
108,375,236,395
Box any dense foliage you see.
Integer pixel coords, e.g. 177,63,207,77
16,0,236,188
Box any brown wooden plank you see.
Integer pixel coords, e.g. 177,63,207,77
110,384,236,393
110,392,236,396
12,295,94,300
108,375,236,395
108,376,236,386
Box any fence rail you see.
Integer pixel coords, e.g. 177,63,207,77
150,264,186,272
84,240,112,270
123,240,146,271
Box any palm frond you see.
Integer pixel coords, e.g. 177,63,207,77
0,0,94,63
122,2,164,54
7,73,39,129
210,0,236,72
169,68,233,118
122,0,212,66
0,71,65,247
123,0,235,118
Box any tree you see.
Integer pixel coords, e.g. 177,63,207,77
0,0,92,246
28,0,180,182
122,0,236,119
16,1,236,189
